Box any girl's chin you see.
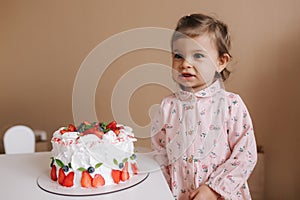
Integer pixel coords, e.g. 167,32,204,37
178,83,209,92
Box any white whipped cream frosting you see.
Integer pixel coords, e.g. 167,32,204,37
51,124,138,187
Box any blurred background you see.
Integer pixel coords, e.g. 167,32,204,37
0,0,299,199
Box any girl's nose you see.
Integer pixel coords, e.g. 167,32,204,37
181,59,192,69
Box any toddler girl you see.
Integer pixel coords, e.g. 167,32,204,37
151,13,257,200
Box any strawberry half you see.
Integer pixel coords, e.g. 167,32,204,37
58,168,66,185
131,163,138,175
121,162,130,181
92,174,105,187
106,121,117,130
68,124,77,132
50,165,57,181
81,171,92,188
63,172,74,187
111,170,121,184
114,128,120,136
121,171,129,181
60,129,68,134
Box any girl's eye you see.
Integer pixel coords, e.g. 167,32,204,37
193,53,204,59
173,53,184,59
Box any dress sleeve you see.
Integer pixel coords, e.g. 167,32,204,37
151,100,171,186
206,95,257,198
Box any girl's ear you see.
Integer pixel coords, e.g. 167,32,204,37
216,53,230,73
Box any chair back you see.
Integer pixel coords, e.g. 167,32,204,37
3,125,35,154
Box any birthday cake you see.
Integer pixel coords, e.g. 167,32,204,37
50,121,138,188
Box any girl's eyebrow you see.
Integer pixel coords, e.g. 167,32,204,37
172,49,207,54
191,49,207,53
172,49,181,53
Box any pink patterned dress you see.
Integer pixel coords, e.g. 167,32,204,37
151,80,257,200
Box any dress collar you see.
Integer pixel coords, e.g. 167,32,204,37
175,79,223,102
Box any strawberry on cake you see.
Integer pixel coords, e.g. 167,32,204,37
50,121,138,188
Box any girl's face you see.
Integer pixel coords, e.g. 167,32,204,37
172,33,228,92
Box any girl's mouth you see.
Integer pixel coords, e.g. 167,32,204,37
180,73,196,78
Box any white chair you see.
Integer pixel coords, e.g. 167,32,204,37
3,125,36,154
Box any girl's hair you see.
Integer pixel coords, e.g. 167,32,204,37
171,13,232,81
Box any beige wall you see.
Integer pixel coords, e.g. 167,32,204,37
0,0,299,199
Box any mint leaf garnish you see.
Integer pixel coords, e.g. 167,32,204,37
77,167,86,172
113,158,118,166
95,163,103,169
55,159,64,168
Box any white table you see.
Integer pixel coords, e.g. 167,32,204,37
0,152,174,200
